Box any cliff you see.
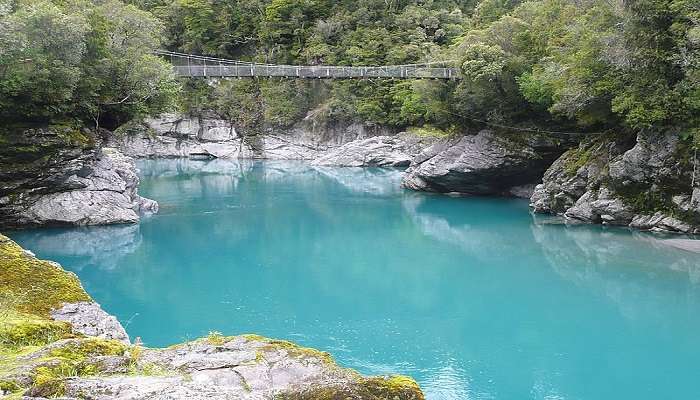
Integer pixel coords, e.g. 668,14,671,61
530,132,700,234
0,126,157,229
0,234,424,399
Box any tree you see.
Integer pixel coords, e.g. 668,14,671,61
0,1,88,120
0,0,178,127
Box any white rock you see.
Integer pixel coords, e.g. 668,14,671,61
51,302,130,344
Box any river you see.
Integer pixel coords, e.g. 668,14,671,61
8,158,700,400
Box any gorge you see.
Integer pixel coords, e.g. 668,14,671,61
2,0,699,398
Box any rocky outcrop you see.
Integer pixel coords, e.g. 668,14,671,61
402,130,565,196
530,132,700,233
312,132,437,167
51,302,130,344
112,114,254,159
111,113,397,161
0,126,157,228
0,234,424,400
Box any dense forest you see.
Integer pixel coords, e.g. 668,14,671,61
0,0,698,143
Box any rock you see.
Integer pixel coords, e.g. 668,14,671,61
18,148,157,227
51,302,130,344
564,190,599,223
508,183,536,199
630,212,694,233
529,142,604,214
402,130,565,195
311,132,436,167
58,335,423,400
608,133,679,184
531,132,700,234
0,127,158,229
110,114,396,161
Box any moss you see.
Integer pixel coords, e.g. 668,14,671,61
47,338,127,360
563,147,592,176
0,234,90,318
206,331,226,346
242,334,335,365
407,125,450,137
49,122,94,147
276,375,425,400
0,379,21,392
0,311,73,348
25,338,127,397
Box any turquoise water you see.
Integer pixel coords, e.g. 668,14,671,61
8,159,700,400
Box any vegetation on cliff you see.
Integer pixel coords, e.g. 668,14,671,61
2,0,697,141
123,0,698,142
0,0,179,129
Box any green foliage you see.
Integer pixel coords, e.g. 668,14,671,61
136,0,471,128
0,0,178,128
454,0,700,133
260,79,312,127
212,79,263,132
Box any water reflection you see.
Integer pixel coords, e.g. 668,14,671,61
12,224,141,270
531,219,700,322
312,166,405,196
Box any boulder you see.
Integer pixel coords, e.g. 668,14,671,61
18,148,157,226
402,130,564,195
312,132,436,167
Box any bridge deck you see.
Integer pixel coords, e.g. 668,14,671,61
158,51,460,80
174,64,460,79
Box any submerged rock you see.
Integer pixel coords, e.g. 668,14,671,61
402,130,565,195
530,132,700,234
0,234,425,400
0,127,157,228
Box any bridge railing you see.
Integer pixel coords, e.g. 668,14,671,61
172,65,459,79
160,50,460,80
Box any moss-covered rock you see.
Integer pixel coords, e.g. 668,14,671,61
0,235,90,317
280,375,425,400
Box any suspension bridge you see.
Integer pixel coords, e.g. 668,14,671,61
156,50,461,80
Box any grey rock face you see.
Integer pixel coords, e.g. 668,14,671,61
51,302,130,344
402,130,565,195
564,187,635,225
63,336,373,399
531,132,700,234
18,148,158,227
312,132,436,167
0,125,158,228
111,114,396,161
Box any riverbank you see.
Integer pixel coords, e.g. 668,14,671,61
4,119,699,236
0,234,424,399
